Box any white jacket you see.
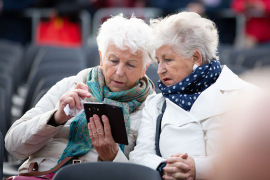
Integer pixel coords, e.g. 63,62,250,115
5,68,146,173
129,66,258,179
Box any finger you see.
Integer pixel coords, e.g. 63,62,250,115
174,162,191,171
181,153,188,160
166,157,186,164
162,175,176,180
88,121,94,139
73,89,91,99
163,167,180,174
69,92,81,110
64,97,75,109
75,82,89,91
102,115,113,140
171,172,190,180
90,116,98,140
164,163,190,173
93,114,104,141
171,152,183,157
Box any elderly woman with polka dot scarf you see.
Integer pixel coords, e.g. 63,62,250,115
129,12,258,180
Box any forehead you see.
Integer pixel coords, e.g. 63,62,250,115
156,44,177,57
105,45,143,60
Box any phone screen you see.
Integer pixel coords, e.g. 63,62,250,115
83,102,128,145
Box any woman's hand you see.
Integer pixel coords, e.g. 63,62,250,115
88,114,119,161
54,82,91,124
163,153,196,180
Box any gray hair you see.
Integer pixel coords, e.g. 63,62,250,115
150,11,219,64
97,14,155,69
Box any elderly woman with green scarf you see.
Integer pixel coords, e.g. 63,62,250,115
5,14,155,175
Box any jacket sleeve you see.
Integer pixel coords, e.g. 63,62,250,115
5,76,74,159
193,156,217,179
129,96,166,170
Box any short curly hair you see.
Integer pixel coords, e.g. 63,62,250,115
97,14,155,69
150,11,219,64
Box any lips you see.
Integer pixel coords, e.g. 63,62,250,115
163,78,171,82
113,80,124,85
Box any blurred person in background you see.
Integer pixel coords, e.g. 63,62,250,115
33,0,92,21
188,0,232,15
149,0,235,44
232,0,270,48
92,0,147,9
187,0,235,44
214,69,270,180
129,11,257,180
149,0,194,15
0,0,34,44
5,14,155,176
32,0,93,46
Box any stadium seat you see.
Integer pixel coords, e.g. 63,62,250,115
82,44,100,68
0,88,7,136
30,48,86,72
53,162,162,180
31,88,50,108
30,74,72,108
254,56,270,69
0,132,4,180
146,63,161,93
23,64,84,114
0,74,13,134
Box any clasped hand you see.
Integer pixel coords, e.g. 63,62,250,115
163,153,196,180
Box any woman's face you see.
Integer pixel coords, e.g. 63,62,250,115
156,44,194,87
100,45,147,92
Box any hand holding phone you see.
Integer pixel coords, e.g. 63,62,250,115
84,102,128,145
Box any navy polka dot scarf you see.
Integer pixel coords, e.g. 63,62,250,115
158,59,222,112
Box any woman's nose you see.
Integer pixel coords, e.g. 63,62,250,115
115,64,125,76
157,62,166,75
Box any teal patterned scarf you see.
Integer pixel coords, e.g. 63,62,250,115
58,66,154,165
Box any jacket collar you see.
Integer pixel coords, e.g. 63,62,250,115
156,65,244,121
74,68,92,84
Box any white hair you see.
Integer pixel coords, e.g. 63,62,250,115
96,14,154,69
150,11,219,64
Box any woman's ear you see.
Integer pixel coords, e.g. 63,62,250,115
99,51,103,67
193,50,203,66
140,62,151,78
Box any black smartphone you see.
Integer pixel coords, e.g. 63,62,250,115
84,102,129,145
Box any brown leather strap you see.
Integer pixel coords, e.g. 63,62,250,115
19,156,74,177
28,162,39,172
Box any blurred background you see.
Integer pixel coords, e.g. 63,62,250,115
0,0,270,179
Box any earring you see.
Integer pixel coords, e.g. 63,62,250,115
193,64,198,72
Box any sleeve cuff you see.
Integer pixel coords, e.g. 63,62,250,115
156,162,166,177
193,157,213,180
112,149,129,163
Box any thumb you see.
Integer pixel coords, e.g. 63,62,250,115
181,153,188,159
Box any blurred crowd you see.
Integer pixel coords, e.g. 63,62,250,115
0,0,269,47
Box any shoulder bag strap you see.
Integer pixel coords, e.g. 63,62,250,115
19,156,74,177
155,100,167,157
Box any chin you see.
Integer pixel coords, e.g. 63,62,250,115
163,81,173,87
108,86,125,92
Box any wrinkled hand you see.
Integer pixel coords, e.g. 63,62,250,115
54,82,91,124
163,153,196,180
88,114,119,161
